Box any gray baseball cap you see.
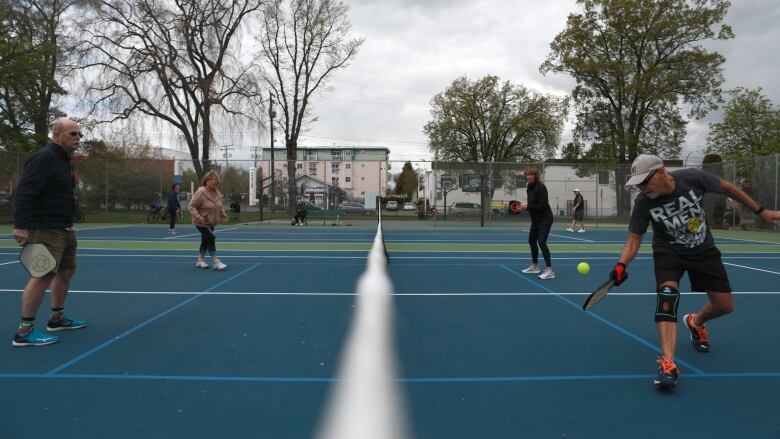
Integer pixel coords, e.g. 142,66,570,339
626,154,663,186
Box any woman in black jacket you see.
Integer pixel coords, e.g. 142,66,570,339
517,166,555,279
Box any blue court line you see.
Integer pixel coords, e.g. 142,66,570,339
44,263,262,376
1,372,778,383
499,264,708,375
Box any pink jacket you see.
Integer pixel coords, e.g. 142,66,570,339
189,187,225,227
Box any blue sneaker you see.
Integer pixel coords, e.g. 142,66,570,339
46,316,87,332
13,328,58,346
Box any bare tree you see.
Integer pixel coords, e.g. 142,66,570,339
257,0,363,210
77,0,266,178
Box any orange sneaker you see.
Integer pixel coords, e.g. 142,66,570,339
654,356,679,389
683,313,710,352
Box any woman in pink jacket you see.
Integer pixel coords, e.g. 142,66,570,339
188,171,229,270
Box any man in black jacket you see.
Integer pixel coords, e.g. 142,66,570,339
11,117,87,346
516,166,555,280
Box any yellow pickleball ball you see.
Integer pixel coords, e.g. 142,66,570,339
577,262,590,275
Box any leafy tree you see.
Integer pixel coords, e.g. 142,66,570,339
0,0,85,151
78,0,265,179
540,0,733,215
706,87,780,161
393,162,418,200
424,75,567,163
257,0,363,211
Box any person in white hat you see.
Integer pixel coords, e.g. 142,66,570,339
609,154,780,389
566,188,586,232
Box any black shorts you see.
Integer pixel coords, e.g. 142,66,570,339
653,247,731,293
573,210,584,221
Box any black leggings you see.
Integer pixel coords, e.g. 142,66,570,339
168,207,178,229
528,218,553,266
196,225,216,256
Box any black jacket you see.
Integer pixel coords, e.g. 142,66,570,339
526,181,553,222
13,142,78,229
167,190,181,210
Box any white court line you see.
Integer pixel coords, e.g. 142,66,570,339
724,262,780,275
715,236,780,245
0,260,19,266
75,225,134,231
1,289,778,296
2,252,780,260
547,232,596,243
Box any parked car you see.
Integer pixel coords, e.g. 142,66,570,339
385,200,398,211
402,202,417,211
340,201,375,215
449,202,481,216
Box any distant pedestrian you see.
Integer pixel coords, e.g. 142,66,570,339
566,188,586,232
517,166,555,280
167,183,181,234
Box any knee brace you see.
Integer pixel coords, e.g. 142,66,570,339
655,286,680,322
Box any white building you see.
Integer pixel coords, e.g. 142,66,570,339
258,146,390,207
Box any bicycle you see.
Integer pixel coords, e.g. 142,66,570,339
147,201,169,223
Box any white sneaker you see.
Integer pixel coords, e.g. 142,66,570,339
213,261,227,271
538,271,555,280
521,266,541,274
565,227,574,232
195,260,208,269
577,229,586,233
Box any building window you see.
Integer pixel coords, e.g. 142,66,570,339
331,162,339,174
331,177,339,186
360,191,365,195
309,163,317,175
361,176,365,181
361,163,365,168
345,176,351,183
599,171,609,185
296,163,302,169
344,150,352,159
345,163,351,169
331,150,342,161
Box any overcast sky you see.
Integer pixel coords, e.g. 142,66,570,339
275,0,778,167
129,1,779,167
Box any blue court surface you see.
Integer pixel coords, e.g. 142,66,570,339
1,223,779,438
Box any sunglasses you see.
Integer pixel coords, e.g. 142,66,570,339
637,169,657,186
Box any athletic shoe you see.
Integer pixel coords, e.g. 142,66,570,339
565,227,574,232
47,316,87,332
213,261,227,271
538,271,555,280
683,313,710,352
12,328,58,347
577,229,586,233
521,266,541,274
654,356,679,389
196,260,209,269
170,229,177,235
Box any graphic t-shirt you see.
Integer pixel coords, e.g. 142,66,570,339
628,168,722,255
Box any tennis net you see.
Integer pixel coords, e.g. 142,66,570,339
316,208,410,439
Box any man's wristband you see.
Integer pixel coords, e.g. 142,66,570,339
753,206,765,215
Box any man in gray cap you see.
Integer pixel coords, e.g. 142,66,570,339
566,188,586,232
609,154,780,389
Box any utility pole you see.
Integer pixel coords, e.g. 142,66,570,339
219,144,234,194
269,91,276,214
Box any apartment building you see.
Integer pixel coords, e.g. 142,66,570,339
258,146,390,207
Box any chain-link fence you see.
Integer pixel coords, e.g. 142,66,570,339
1,150,778,228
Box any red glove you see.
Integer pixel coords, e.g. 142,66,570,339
610,262,628,286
